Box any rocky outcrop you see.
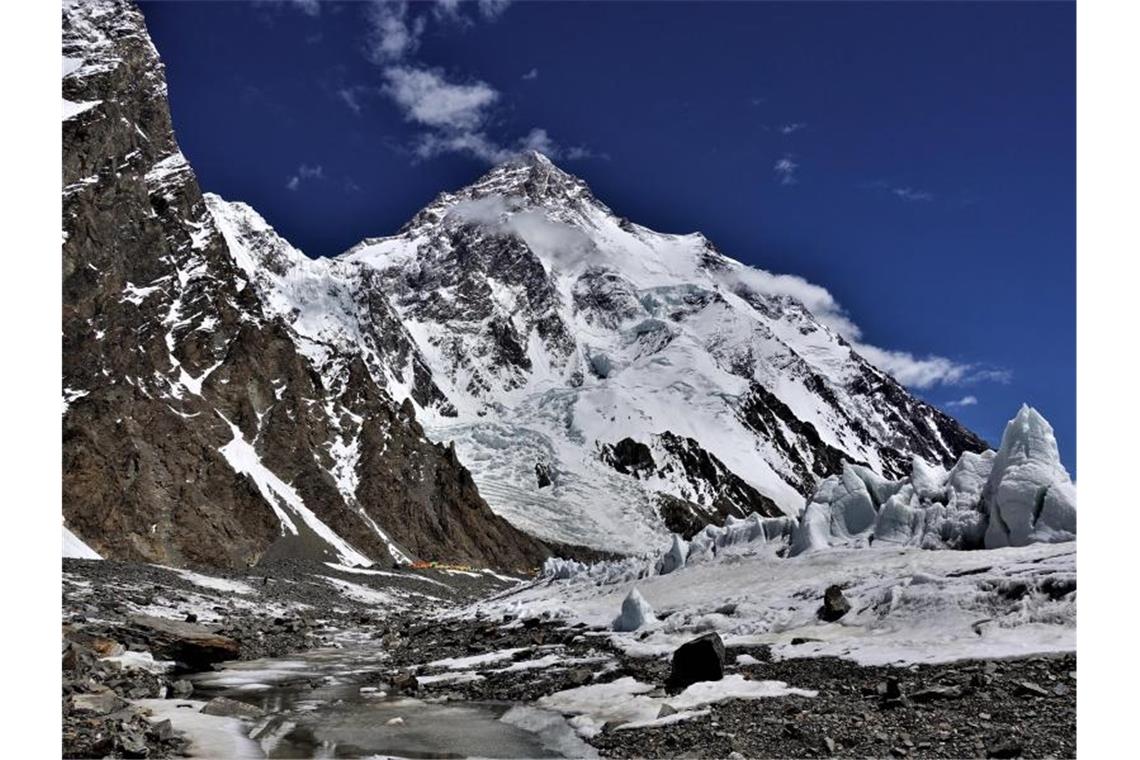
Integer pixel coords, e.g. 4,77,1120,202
600,433,783,531
61,0,547,571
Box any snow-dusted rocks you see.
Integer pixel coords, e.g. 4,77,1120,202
612,588,656,632
789,405,1075,555
983,405,1077,548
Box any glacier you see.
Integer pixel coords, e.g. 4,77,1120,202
541,404,1075,582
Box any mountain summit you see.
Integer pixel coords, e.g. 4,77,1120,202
211,153,987,553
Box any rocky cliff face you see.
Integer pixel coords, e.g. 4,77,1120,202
61,0,548,571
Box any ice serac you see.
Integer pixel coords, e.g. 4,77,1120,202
61,0,547,570
788,406,1075,555
612,588,656,632
983,405,1076,548
224,149,986,554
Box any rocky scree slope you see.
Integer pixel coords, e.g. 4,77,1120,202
209,153,987,553
61,0,547,571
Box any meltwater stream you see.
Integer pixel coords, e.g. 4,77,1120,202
183,645,594,759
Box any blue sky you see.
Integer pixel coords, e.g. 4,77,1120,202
137,0,1075,470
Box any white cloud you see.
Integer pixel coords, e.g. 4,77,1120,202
285,163,324,191
291,0,320,15
892,186,934,202
946,395,979,408
477,0,513,20
365,1,425,64
382,66,499,130
434,0,512,25
434,0,464,20
862,179,935,202
779,122,806,135
727,266,1004,389
853,345,971,389
774,155,798,185
337,87,364,114
361,3,587,166
412,127,587,164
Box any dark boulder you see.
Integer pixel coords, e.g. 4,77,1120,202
666,632,725,691
819,584,851,621
391,671,419,694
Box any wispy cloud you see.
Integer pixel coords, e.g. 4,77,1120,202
724,263,1005,390
522,67,539,81
779,122,806,135
861,179,935,202
892,186,934,202
290,0,320,15
774,155,798,185
365,1,425,64
945,395,979,408
476,0,513,20
285,163,324,191
434,0,513,26
337,86,366,115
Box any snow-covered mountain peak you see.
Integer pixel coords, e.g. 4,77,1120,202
212,153,990,553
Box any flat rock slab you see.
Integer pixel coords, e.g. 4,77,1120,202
200,696,266,720
127,615,240,669
69,691,130,716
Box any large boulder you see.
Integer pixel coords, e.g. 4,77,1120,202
126,615,240,670
667,632,725,691
68,691,130,716
818,584,852,622
612,588,655,632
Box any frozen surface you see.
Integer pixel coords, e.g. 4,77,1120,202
537,674,814,738
473,541,1075,667
135,699,261,759
164,567,255,595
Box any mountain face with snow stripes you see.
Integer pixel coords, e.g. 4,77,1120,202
61,0,547,570
209,155,987,554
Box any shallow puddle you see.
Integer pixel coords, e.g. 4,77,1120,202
186,646,593,758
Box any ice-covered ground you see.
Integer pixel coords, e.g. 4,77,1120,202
469,540,1075,667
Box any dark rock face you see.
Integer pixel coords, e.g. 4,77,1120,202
655,432,782,519
535,461,553,488
819,584,852,622
599,438,657,479
602,433,782,534
61,0,548,571
667,632,726,691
